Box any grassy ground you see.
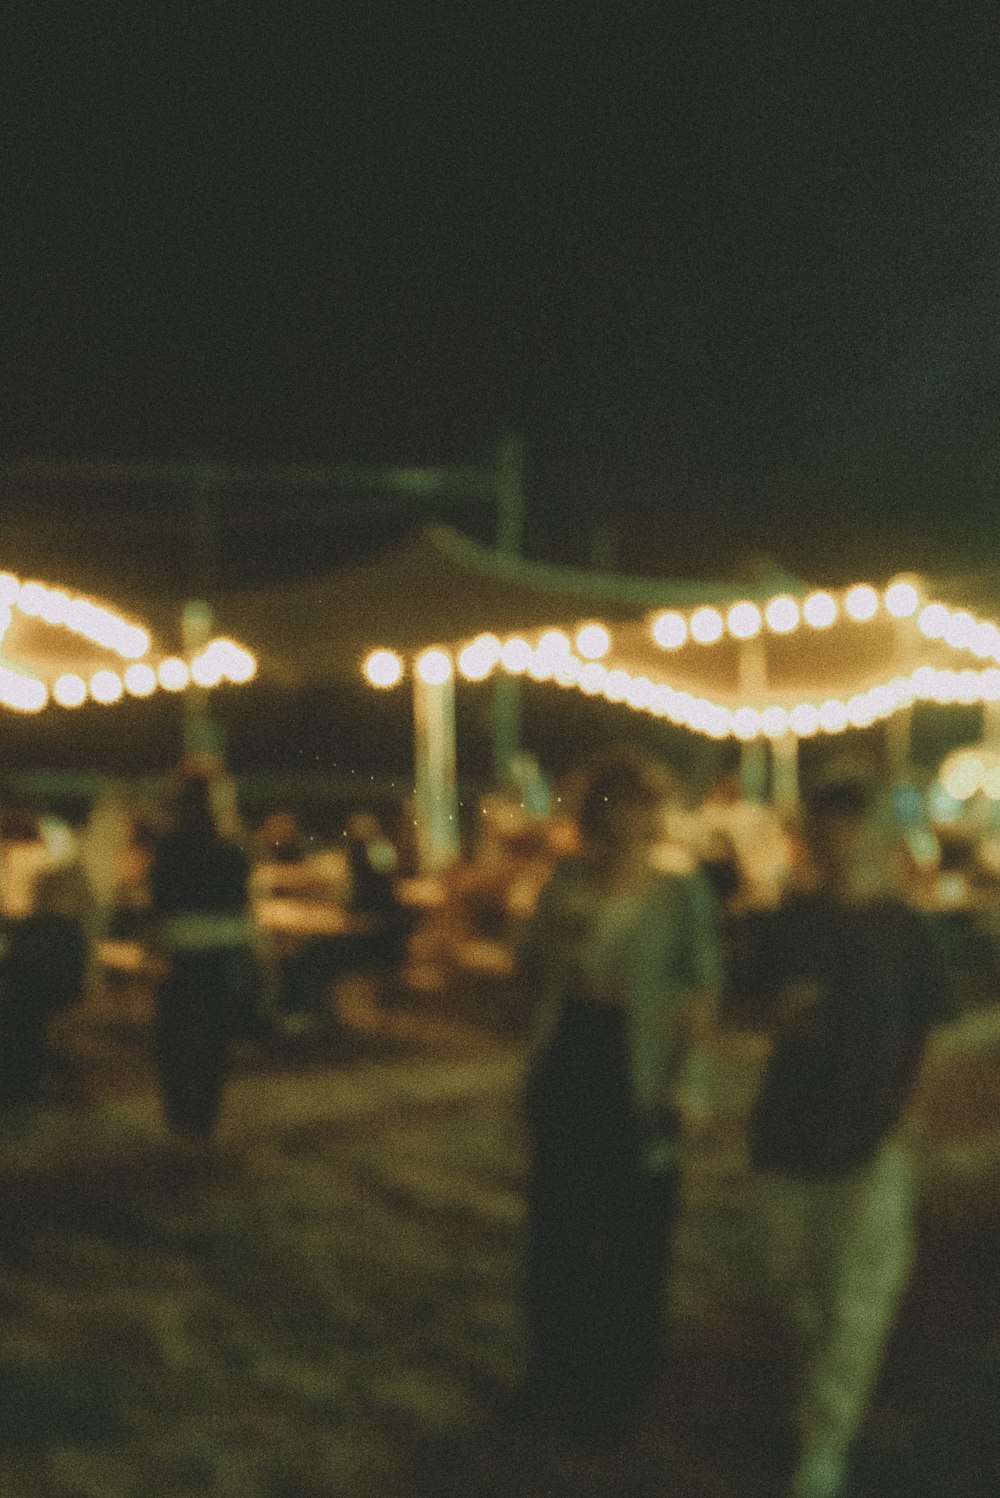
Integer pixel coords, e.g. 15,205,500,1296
0,981,997,1497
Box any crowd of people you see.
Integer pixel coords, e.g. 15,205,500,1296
0,745,994,1498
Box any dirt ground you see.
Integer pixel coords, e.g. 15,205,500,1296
0,979,997,1498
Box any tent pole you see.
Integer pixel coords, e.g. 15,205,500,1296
738,635,768,801
492,433,524,783
413,670,460,873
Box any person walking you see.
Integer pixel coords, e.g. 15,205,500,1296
517,745,721,1441
149,765,258,1143
745,774,948,1498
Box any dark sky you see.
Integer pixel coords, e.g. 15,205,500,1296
3,1,1000,589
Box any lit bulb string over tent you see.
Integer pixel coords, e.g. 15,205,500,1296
361,575,1000,742
0,570,256,713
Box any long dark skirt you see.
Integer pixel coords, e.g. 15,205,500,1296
155,953,241,1140
525,998,680,1429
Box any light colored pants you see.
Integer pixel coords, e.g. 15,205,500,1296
753,1142,915,1455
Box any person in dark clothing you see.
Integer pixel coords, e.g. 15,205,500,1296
518,747,721,1441
0,861,91,1105
150,767,256,1142
746,775,948,1498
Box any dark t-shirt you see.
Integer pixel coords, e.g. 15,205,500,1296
150,834,250,915
748,893,948,1178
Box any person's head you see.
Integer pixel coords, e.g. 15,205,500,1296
571,746,678,862
802,774,872,896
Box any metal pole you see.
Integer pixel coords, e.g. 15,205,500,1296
492,432,524,783
738,635,769,802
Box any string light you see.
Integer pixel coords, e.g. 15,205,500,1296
416,648,452,685
576,623,611,659
90,669,124,704
765,596,800,634
845,585,879,622
690,607,723,644
158,657,190,692
652,611,687,649
53,673,87,708
457,634,501,681
726,602,762,639
123,663,157,697
884,580,920,618
0,665,46,712
803,591,838,628
500,637,532,673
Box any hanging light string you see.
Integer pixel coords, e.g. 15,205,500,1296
0,570,256,712
361,578,1000,741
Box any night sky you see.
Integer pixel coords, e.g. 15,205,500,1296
4,3,1000,591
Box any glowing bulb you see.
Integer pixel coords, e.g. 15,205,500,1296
500,637,532,673
652,611,687,649
222,645,256,683
416,648,452,685
944,611,977,650
537,629,571,660
458,634,501,681
803,591,838,628
0,667,46,711
765,596,801,634
789,703,820,737
980,669,1000,701
918,604,949,639
0,573,20,605
191,652,224,687
576,623,611,659
731,707,762,740
690,607,724,644
553,655,582,687
726,602,762,639
158,657,190,692
761,705,790,737
578,662,607,695
602,669,632,703
53,673,87,708
625,676,654,710
845,585,879,622
124,663,157,697
16,582,47,617
364,649,404,688
818,699,848,733
884,581,920,618
90,669,124,704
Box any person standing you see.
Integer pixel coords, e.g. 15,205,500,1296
149,765,257,1143
517,746,721,1440
746,774,948,1498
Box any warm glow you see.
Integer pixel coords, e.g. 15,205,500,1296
457,634,501,681
625,676,654,710
845,585,879,622
789,703,820,736
918,603,949,639
578,661,607,695
726,602,762,639
884,580,920,618
818,699,848,733
124,663,157,697
761,705,790,737
364,649,404,688
652,611,687,649
53,674,87,708
416,648,452,685
765,596,801,634
191,651,224,687
943,611,977,650
159,657,190,692
602,668,632,703
575,623,610,659
803,591,838,628
941,752,983,802
0,573,20,605
500,637,532,673
0,666,46,712
529,630,572,681
90,669,124,704
690,607,724,644
553,655,582,687
732,707,762,740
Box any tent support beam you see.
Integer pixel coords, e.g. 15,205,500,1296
412,671,460,873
